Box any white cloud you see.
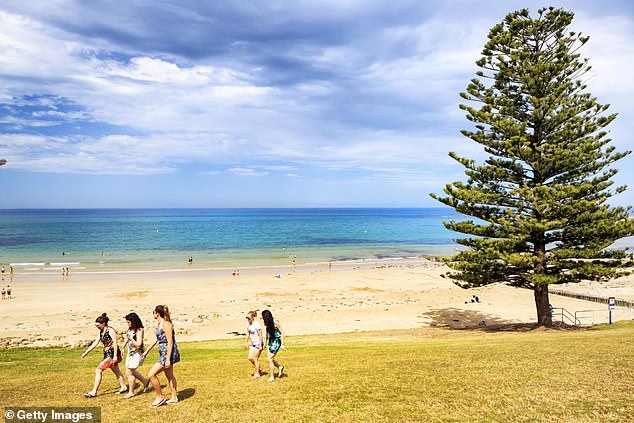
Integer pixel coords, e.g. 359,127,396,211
227,167,269,177
0,2,633,208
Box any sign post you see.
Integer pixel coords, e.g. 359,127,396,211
608,297,616,324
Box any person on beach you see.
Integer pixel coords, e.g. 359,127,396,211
1,266,4,279
82,313,127,397
122,312,149,399
261,309,285,382
1,286,5,300
6,284,11,299
245,310,264,378
142,305,180,407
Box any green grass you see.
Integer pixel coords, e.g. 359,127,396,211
2,322,634,422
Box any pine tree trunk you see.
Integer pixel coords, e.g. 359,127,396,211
534,284,552,326
534,236,552,326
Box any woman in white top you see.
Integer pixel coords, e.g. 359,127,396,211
122,312,149,399
245,310,263,378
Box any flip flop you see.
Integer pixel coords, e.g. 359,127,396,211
115,387,128,394
143,381,151,393
278,365,285,378
83,392,96,398
166,398,178,404
150,398,167,408
122,394,135,399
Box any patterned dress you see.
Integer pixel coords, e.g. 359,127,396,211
156,325,181,366
100,327,122,361
267,323,283,354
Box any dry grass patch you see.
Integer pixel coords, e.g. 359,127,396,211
1,322,633,422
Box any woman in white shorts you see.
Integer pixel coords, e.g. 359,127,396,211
245,310,264,378
123,312,149,398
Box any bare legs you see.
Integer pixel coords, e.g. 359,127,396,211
86,367,104,396
124,367,148,398
164,366,178,403
86,360,126,396
248,346,262,378
266,349,283,382
148,363,165,404
147,363,178,406
111,364,127,392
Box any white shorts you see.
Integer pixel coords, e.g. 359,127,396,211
125,351,144,369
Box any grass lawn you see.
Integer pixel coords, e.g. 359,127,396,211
1,322,634,422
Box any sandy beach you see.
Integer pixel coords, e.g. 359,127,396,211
1,259,633,348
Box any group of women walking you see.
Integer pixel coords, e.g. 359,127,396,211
245,309,286,382
82,305,180,408
82,306,285,407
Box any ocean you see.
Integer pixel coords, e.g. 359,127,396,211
0,208,463,273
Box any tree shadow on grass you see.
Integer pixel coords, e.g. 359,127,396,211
423,308,582,332
424,308,535,330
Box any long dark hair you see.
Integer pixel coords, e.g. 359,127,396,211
125,312,144,331
261,309,276,340
95,313,109,325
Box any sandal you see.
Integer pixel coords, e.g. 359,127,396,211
115,387,128,394
83,392,96,398
122,394,134,399
150,398,167,408
166,398,178,404
278,365,285,378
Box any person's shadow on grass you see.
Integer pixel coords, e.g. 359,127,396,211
178,388,195,401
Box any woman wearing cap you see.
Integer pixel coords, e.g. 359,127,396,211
142,305,180,407
245,310,264,378
81,313,127,397
122,312,149,399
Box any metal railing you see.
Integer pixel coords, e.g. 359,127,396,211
551,307,581,325
574,309,606,326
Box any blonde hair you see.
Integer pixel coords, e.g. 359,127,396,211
247,310,257,318
155,304,172,323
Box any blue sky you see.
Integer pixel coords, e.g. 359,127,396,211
0,1,633,208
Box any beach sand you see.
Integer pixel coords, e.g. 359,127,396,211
1,259,633,348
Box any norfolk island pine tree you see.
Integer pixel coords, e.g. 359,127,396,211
431,7,634,326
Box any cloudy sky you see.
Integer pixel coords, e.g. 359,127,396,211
1,0,633,208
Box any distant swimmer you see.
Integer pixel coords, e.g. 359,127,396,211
188,256,193,264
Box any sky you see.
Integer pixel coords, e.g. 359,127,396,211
0,0,633,208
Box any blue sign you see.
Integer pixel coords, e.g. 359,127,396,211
609,297,616,311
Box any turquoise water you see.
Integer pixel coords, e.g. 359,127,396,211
0,208,462,272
